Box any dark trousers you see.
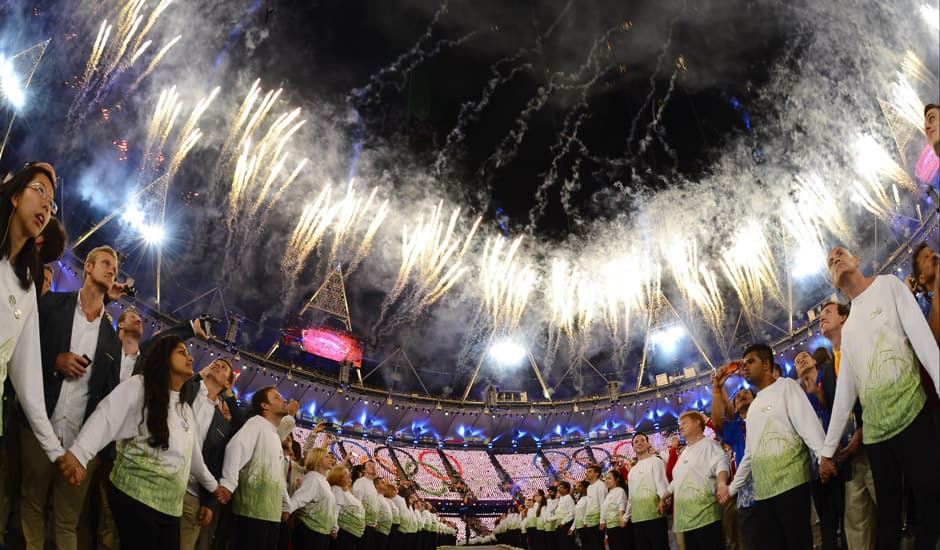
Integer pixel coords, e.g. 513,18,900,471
753,483,812,550
866,405,940,549
372,531,387,550
810,477,843,550
737,506,759,550
331,528,361,550
605,525,631,550
233,514,280,550
632,517,669,550
106,480,180,550
681,520,723,550
579,525,603,550
294,523,331,550
555,523,575,550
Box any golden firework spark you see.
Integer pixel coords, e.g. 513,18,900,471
132,34,182,87
480,235,536,331
718,221,781,322
597,249,659,341
282,181,390,284
385,202,482,312
888,75,927,133
851,134,917,218
661,237,725,340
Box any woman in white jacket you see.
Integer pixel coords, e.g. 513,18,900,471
288,447,338,550
0,163,67,465
61,335,218,549
601,469,629,549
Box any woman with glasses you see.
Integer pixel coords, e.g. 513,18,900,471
0,162,69,466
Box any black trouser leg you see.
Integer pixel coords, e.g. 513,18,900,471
106,481,180,550
632,517,669,550
811,477,842,550
753,483,812,550
681,521,723,550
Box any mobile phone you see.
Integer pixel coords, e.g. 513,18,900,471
198,316,220,338
81,354,93,367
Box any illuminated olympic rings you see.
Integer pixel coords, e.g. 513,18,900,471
417,450,463,480
403,460,450,496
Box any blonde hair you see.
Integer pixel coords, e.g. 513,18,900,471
326,465,349,488
304,447,330,471
84,245,118,279
679,411,707,432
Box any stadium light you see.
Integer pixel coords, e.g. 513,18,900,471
141,224,165,245
489,339,527,367
649,325,685,354
791,245,825,278
0,55,25,108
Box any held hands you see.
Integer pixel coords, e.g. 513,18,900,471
716,482,730,505
56,452,86,486
54,352,89,379
215,486,232,504
819,457,837,483
656,495,670,516
198,506,213,527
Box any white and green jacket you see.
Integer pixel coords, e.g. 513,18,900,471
288,470,337,535
601,486,627,528
333,486,366,538
0,262,65,462
70,376,217,517
823,275,939,456
375,493,394,535
627,456,668,523
572,496,587,529
220,415,290,522
729,378,825,501
583,479,607,527
668,437,729,533
351,476,378,527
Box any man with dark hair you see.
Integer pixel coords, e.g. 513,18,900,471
910,241,938,343
40,264,54,296
555,480,576,550
217,385,291,549
582,464,606,550
573,480,590,547
720,343,826,550
20,245,124,550
819,246,939,548
179,358,243,550
816,300,876,550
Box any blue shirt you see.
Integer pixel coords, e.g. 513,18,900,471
720,418,754,509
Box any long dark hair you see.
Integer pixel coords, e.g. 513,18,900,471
1,164,55,290
141,334,190,449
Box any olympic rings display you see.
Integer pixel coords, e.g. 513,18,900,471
373,446,404,477
417,450,463,480
342,440,374,464
612,440,636,460
403,460,450,496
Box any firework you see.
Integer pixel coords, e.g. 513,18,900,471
140,86,182,176
661,237,725,342
385,202,482,311
282,181,390,288
851,134,917,218
70,0,179,129
888,75,928,132
718,221,781,322
480,235,536,332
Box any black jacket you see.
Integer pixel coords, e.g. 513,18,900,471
182,373,245,508
38,291,122,421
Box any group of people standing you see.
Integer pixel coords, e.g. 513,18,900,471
0,102,938,550
491,103,940,550
0,161,463,550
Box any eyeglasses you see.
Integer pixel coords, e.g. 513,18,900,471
26,182,57,215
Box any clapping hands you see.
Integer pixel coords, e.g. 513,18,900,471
56,452,86,486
